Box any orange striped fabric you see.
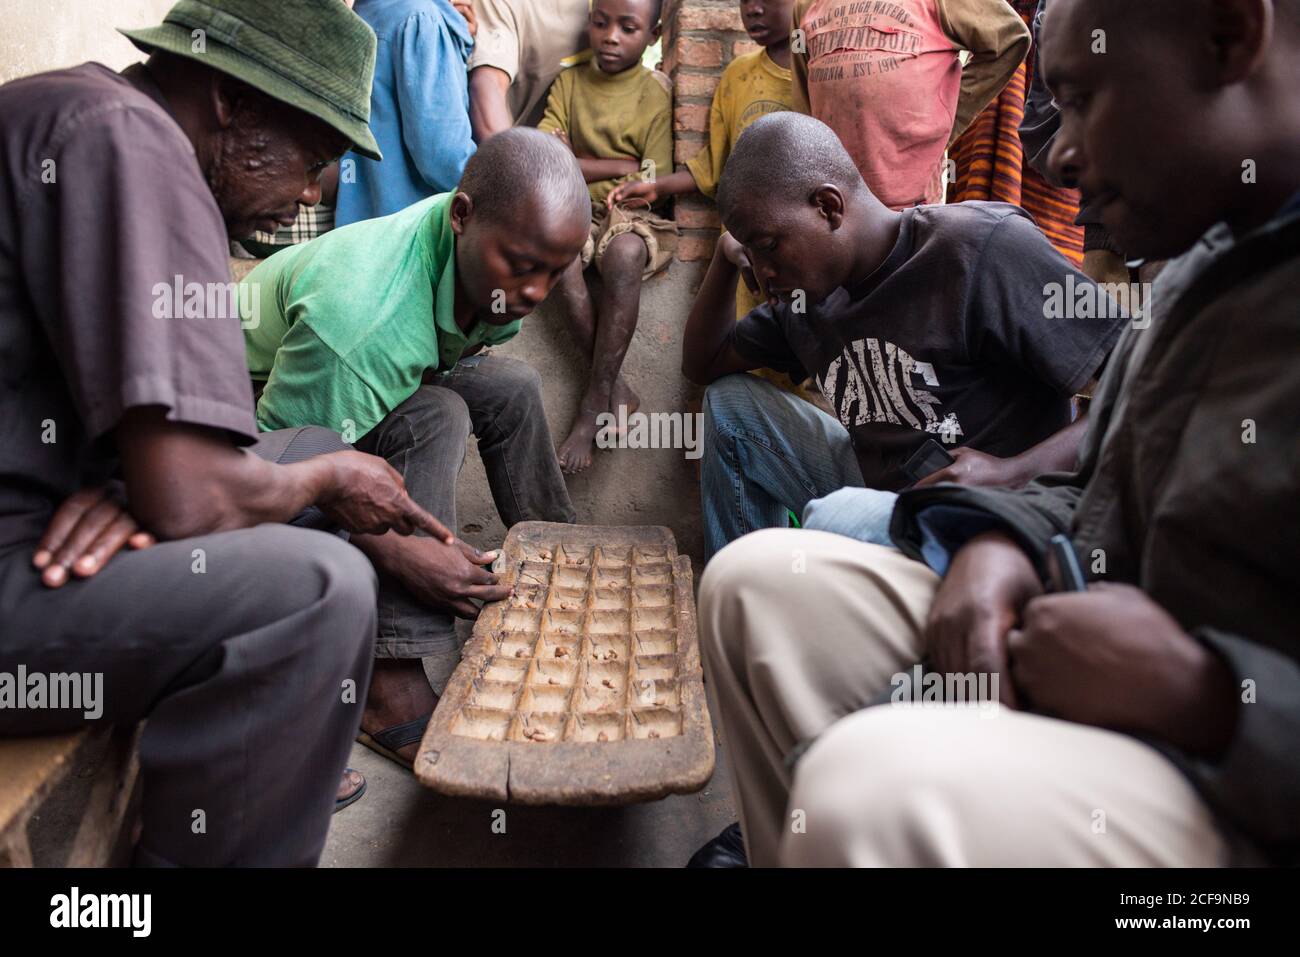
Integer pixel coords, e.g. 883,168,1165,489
948,2,1084,266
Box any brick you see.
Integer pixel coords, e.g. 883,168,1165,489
675,199,720,229
663,45,678,76
730,39,762,60
674,71,719,99
678,5,744,31
674,134,705,165
677,231,719,261
676,36,723,68
673,102,711,133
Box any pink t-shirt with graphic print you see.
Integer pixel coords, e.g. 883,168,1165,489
798,0,960,209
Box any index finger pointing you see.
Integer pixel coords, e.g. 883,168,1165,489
406,500,455,544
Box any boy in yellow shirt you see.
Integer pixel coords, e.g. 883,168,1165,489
540,0,676,473
610,0,796,325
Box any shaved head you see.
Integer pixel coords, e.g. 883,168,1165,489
713,112,899,309
716,113,867,225
456,126,589,228
451,128,590,324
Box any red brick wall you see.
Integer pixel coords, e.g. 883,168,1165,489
662,0,759,261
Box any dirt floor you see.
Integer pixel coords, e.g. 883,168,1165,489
323,732,733,868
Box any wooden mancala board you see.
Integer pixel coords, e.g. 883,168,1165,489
415,522,715,805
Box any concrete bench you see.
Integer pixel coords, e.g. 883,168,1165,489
0,725,140,867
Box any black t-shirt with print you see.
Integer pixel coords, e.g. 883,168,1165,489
729,201,1125,491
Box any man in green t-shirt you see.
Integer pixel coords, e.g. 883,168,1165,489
242,128,591,767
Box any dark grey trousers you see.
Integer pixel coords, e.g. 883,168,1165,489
0,427,377,867
355,354,576,658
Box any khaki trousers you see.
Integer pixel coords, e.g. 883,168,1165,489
699,529,1230,867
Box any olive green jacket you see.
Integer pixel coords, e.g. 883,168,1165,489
893,199,1300,861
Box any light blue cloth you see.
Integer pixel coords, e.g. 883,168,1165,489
335,0,475,226
801,487,899,548
911,505,1007,575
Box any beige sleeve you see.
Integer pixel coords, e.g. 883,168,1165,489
939,0,1031,145
468,0,521,79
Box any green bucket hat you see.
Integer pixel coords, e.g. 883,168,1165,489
120,0,382,160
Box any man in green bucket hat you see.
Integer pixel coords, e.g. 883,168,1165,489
116,0,383,238
120,0,384,165
0,0,453,865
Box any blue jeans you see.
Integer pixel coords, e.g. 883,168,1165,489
801,486,899,547
702,374,898,560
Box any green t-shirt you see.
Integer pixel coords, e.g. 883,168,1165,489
241,193,521,439
538,61,673,205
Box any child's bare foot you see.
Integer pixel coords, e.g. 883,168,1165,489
611,376,640,422
559,405,606,473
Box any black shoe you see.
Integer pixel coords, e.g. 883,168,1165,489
686,822,748,868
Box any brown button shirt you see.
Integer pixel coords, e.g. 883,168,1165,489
0,62,257,549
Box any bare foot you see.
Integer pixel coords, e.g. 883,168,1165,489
558,404,605,473
338,768,364,802
605,374,642,434
611,376,640,427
